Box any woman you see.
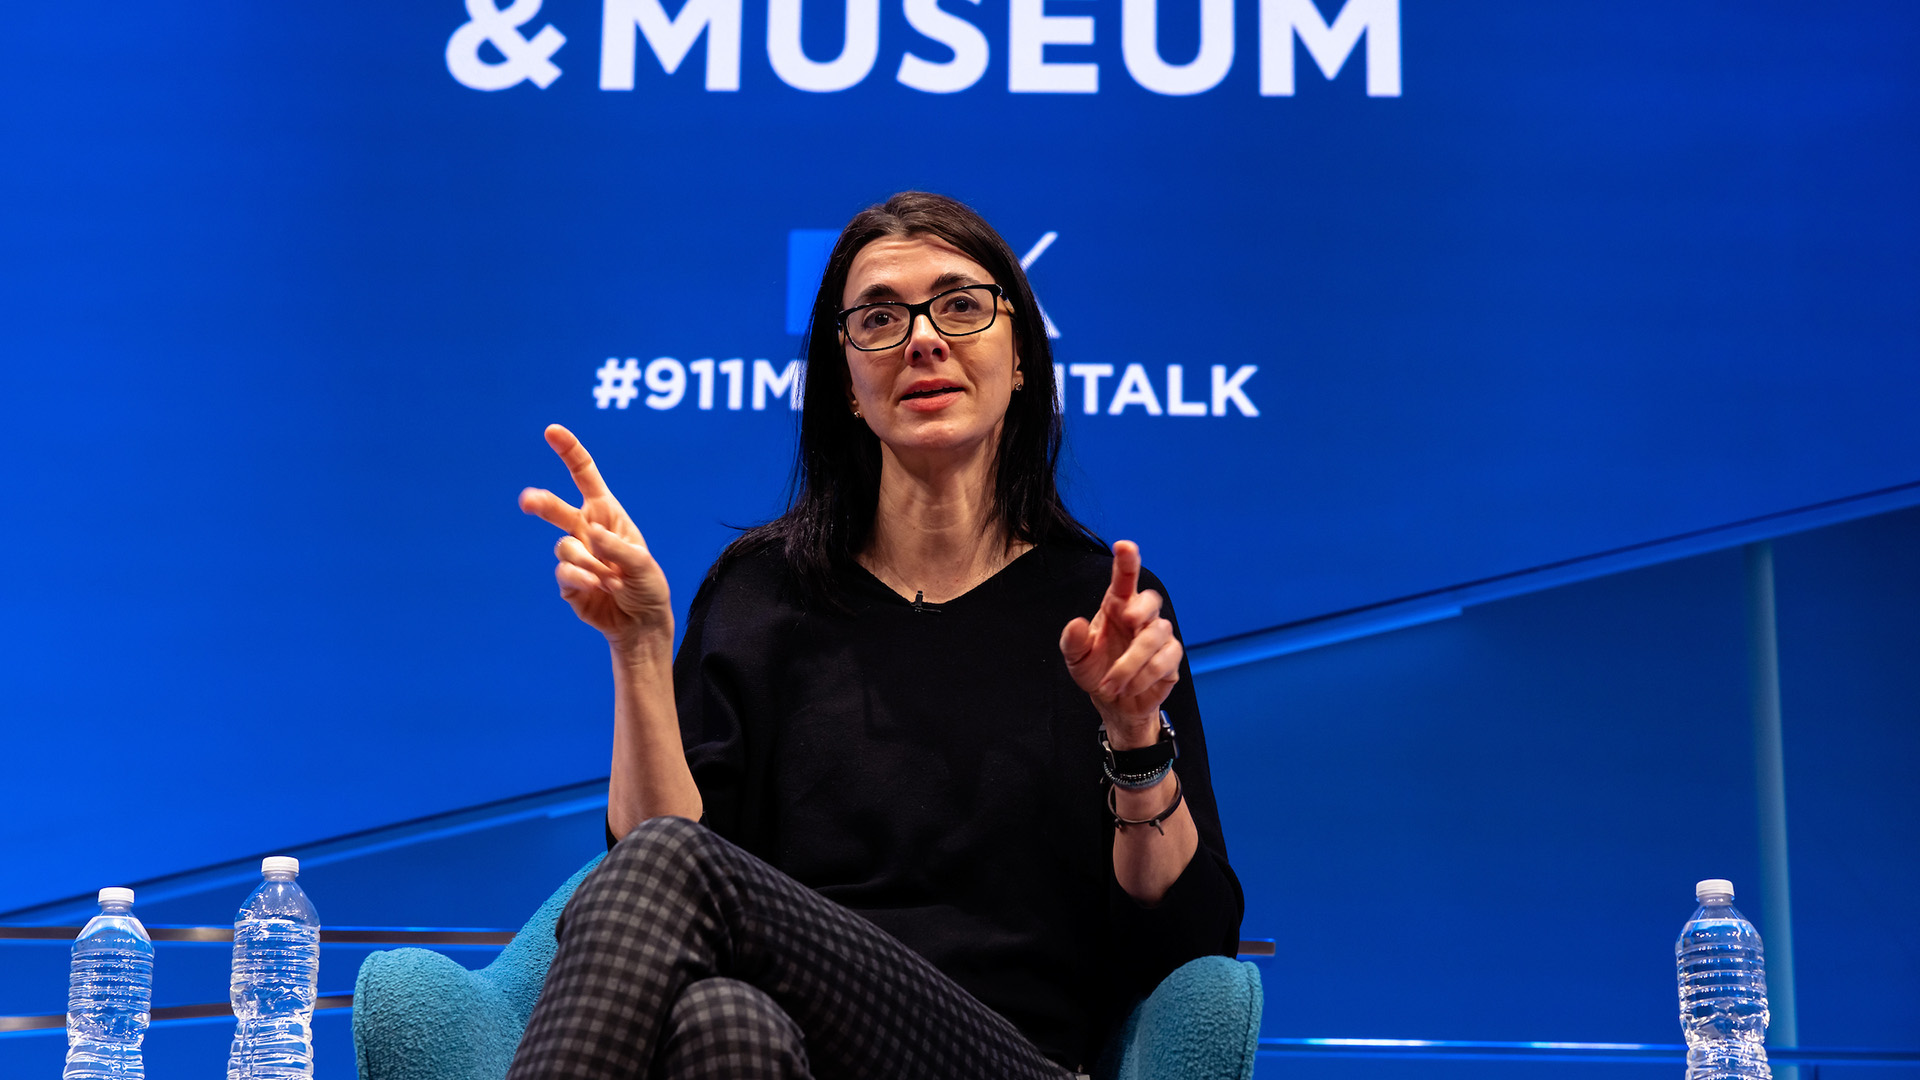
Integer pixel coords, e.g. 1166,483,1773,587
511,192,1241,1079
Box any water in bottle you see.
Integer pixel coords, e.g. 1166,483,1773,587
228,856,320,1080
1677,878,1772,1080
65,887,155,1080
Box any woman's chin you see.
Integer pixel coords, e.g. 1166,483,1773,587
877,418,998,460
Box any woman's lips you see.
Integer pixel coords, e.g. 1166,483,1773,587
900,386,962,411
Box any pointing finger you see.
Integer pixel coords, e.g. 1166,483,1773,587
544,424,613,501
520,487,585,535
1106,540,1141,605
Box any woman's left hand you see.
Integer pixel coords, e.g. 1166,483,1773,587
1059,540,1183,750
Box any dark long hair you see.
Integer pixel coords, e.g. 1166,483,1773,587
721,191,1102,604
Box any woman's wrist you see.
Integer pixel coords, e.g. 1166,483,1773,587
609,625,675,672
1096,705,1166,750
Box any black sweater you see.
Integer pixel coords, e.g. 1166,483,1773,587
609,540,1243,1069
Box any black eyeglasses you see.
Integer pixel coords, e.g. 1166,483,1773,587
836,284,1004,352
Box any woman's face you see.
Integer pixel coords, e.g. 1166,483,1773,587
840,234,1021,464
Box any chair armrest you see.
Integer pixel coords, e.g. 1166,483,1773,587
483,855,604,1030
352,854,604,1080
1102,956,1265,1080
353,946,518,1080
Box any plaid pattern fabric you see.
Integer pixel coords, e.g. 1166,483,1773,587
656,978,808,1079
507,815,1077,1080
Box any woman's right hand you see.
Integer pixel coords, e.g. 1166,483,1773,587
519,424,673,650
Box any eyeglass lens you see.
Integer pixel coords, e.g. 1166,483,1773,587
844,286,997,350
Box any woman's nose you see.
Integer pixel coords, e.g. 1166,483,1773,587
905,313,947,363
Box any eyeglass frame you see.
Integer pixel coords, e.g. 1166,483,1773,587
835,283,1007,352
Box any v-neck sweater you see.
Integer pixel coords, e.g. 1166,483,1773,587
624,540,1244,1069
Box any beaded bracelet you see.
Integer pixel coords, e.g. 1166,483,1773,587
1108,772,1184,836
1101,756,1173,790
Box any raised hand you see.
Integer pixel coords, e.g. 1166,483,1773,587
519,424,672,648
1058,540,1183,749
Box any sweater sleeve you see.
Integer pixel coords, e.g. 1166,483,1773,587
671,569,750,841
1105,570,1246,997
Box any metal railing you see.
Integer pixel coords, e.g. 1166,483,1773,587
0,923,509,1037
8,926,1914,1070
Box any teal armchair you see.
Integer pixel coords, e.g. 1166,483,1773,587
353,856,1262,1080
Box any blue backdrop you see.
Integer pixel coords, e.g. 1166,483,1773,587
2,0,1917,913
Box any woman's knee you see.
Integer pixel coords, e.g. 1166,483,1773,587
604,814,722,876
619,812,707,845
558,816,726,938
660,978,808,1078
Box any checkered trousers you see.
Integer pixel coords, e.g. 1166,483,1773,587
506,815,1078,1080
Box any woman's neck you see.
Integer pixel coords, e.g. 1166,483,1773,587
861,443,1029,604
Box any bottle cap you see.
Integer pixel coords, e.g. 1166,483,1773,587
97,887,134,906
262,856,301,877
1695,878,1735,900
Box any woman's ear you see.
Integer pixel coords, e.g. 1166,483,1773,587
844,369,863,418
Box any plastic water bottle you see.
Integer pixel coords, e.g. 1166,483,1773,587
1677,878,1772,1080
65,887,154,1080
227,856,320,1080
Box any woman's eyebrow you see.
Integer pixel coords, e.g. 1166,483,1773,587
851,282,903,303
926,271,981,293
850,271,985,304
